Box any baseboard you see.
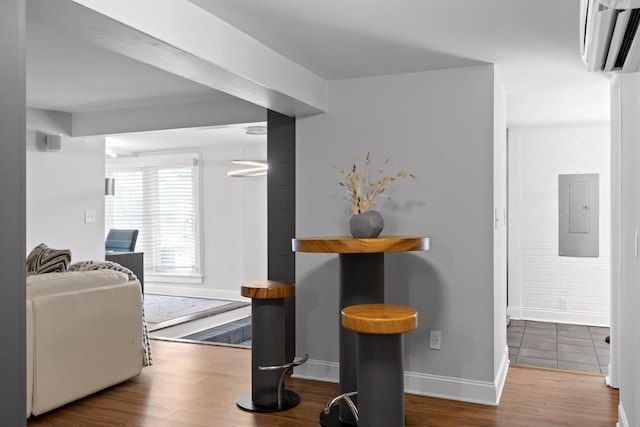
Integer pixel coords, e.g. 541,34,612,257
507,306,610,327
617,402,628,427
293,349,510,406
292,358,340,385
495,345,510,403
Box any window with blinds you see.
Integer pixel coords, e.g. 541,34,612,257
106,152,201,281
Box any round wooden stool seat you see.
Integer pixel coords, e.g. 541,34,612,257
241,280,295,300
342,304,417,335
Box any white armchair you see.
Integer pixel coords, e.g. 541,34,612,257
26,270,146,417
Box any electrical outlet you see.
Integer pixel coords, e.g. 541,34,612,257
429,330,441,350
560,298,568,310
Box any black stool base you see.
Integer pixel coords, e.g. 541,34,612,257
320,408,407,427
319,407,358,426
236,390,301,413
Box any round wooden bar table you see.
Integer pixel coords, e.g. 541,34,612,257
292,236,430,426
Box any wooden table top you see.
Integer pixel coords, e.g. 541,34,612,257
241,280,295,299
292,236,430,254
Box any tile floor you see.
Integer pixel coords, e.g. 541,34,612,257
507,320,610,374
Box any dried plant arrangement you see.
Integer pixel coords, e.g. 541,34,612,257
336,152,415,215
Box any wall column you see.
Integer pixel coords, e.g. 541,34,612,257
0,0,27,424
267,110,296,362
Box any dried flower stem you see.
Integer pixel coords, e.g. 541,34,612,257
337,152,414,215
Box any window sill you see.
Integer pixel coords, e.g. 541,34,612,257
146,273,203,285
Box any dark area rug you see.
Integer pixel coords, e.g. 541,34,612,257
183,317,252,347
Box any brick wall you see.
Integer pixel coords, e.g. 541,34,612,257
508,125,610,326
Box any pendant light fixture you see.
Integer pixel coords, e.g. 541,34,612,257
226,160,268,177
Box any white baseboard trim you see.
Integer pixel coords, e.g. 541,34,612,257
293,349,510,406
145,283,248,302
507,306,610,327
617,402,628,427
495,345,510,403
292,358,339,385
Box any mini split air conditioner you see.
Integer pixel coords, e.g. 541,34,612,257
581,0,640,72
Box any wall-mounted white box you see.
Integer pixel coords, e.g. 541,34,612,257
559,173,599,257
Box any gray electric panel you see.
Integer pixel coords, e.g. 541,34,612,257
559,173,599,257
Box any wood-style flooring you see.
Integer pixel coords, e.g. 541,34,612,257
28,339,619,426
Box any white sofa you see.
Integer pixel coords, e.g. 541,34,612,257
26,269,146,417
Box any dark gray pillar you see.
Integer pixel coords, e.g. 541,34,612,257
0,0,27,424
267,110,296,363
338,253,384,425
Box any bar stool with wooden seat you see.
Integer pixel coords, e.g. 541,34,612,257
236,280,307,413
326,304,417,427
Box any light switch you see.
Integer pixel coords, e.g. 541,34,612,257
84,210,96,223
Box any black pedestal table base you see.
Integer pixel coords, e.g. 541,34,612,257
328,253,384,425
291,236,430,427
319,405,357,426
236,390,301,413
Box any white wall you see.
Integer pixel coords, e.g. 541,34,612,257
294,65,507,404
118,140,268,300
493,75,508,380
26,108,105,262
508,125,610,326
611,73,640,427
27,106,268,300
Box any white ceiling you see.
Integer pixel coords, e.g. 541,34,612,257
26,19,229,113
188,0,611,127
26,0,611,140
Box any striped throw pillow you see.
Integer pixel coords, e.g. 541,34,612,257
26,244,72,274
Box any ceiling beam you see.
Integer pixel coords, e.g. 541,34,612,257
28,0,327,117
72,97,267,137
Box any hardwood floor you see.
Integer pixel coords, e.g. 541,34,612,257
28,339,619,426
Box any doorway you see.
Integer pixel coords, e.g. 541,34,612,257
507,125,611,373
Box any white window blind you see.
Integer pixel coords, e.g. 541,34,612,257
106,153,201,280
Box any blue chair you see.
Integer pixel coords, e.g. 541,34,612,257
105,229,138,253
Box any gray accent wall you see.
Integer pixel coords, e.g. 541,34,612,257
294,65,508,403
0,0,27,424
